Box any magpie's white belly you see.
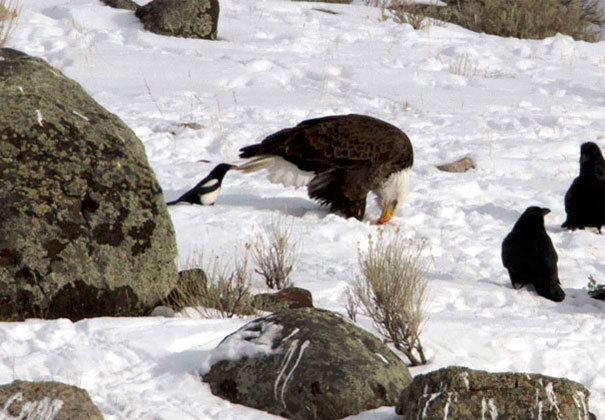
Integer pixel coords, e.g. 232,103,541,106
200,179,220,205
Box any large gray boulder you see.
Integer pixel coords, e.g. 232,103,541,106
0,380,103,420
396,366,596,420
0,48,178,321
135,0,220,40
202,308,412,420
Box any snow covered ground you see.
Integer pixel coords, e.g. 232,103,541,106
3,0,605,418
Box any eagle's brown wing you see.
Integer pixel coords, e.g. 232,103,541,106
240,114,412,173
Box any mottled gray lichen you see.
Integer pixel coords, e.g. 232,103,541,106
135,0,219,40
396,366,596,420
202,308,412,420
0,380,103,420
0,48,178,321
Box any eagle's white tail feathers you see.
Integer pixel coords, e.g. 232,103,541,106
237,155,314,188
236,156,275,173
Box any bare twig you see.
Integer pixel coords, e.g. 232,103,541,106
0,0,21,48
252,219,299,290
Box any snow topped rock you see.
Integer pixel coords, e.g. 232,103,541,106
396,366,596,420
201,307,411,420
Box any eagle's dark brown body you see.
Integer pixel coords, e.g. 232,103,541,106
239,114,414,221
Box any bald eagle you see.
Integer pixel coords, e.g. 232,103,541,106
237,114,413,224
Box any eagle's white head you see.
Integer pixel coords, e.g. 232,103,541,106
374,167,411,224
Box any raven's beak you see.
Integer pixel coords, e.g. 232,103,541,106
542,208,551,216
377,203,395,225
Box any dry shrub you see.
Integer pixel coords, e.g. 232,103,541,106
0,0,20,48
252,219,299,290
203,262,256,318
163,268,207,313
169,253,256,319
367,0,442,29
449,54,483,77
448,54,511,78
399,0,604,42
349,228,429,366
390,1,444,30
344,286,361,322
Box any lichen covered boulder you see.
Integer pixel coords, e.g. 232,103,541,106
135,0,219,40
202,308,412,420
0,48,178,321
253,286,314,312
396,366,595,420
0,380,103,420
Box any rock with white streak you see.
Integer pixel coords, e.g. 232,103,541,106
396,366,596,420
201,307,411,420
0,380,103,420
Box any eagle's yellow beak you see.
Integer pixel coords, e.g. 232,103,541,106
377,204,395,225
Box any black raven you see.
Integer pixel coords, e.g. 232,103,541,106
562,142,605,233
502,207,565,302
167,163,234,206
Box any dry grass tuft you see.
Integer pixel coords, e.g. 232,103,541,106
449,54,484,77
168,252,257,319
448,54,515,79
349,228,429,366
367,0,443,30
344,286,361,322
587,274,605,299
0,0,20,48
252,219,299,290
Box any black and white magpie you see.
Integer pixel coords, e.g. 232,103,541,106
167,163,234,206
